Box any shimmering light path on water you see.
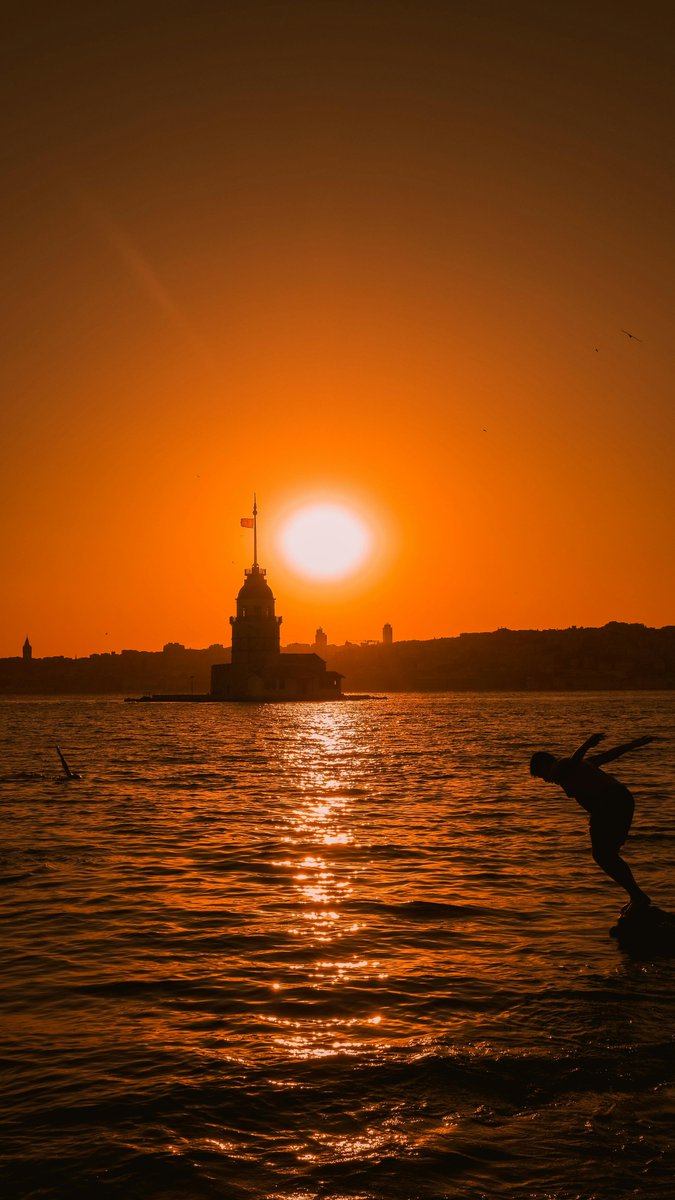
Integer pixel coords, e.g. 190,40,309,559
1,693,674,1199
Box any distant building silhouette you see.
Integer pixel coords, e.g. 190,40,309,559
22,637,32,661
382,623,393,646
313,627,328,653
210,500,343,701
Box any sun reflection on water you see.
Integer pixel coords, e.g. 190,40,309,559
266,707,391,1060
256,1011,387,1060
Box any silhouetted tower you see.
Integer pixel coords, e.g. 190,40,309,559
22,636,32,661
230,496,282,671
382,623,393,646
314,627,328,653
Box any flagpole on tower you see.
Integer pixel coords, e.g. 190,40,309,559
253,494,258,569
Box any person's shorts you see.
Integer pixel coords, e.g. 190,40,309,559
589,792,634,853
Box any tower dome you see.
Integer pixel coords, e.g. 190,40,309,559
236,566,275,611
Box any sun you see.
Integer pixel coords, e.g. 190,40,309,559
278,503,372,580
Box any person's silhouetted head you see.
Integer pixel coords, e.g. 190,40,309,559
530,751,557,779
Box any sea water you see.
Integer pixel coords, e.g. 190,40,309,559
1,692,674,1199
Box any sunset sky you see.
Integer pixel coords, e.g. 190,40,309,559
2,1,674,657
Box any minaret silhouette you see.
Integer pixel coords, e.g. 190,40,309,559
22,636,32,661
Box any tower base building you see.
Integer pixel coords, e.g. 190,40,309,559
210,646,342,701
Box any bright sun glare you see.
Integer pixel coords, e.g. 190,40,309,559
278,503,371,580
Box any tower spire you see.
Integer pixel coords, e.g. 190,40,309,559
253,493,258,569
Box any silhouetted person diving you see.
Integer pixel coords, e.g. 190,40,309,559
530,732,654,911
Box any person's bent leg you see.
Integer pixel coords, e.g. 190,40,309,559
591,843,650,906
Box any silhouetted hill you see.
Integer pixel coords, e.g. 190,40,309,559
324,623,675,692
2,624,674,695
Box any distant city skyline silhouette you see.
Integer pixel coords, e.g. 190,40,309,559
3,622,674,697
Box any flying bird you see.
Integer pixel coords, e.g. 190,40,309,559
621,329,643,342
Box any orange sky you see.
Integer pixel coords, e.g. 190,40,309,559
2,2,674,657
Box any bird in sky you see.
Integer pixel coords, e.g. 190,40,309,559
621,329,643,342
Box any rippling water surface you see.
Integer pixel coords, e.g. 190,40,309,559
1,693,674,1199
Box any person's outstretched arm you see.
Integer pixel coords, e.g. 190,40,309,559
56,745,74,778
590,735,655,766
572,732,606,761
